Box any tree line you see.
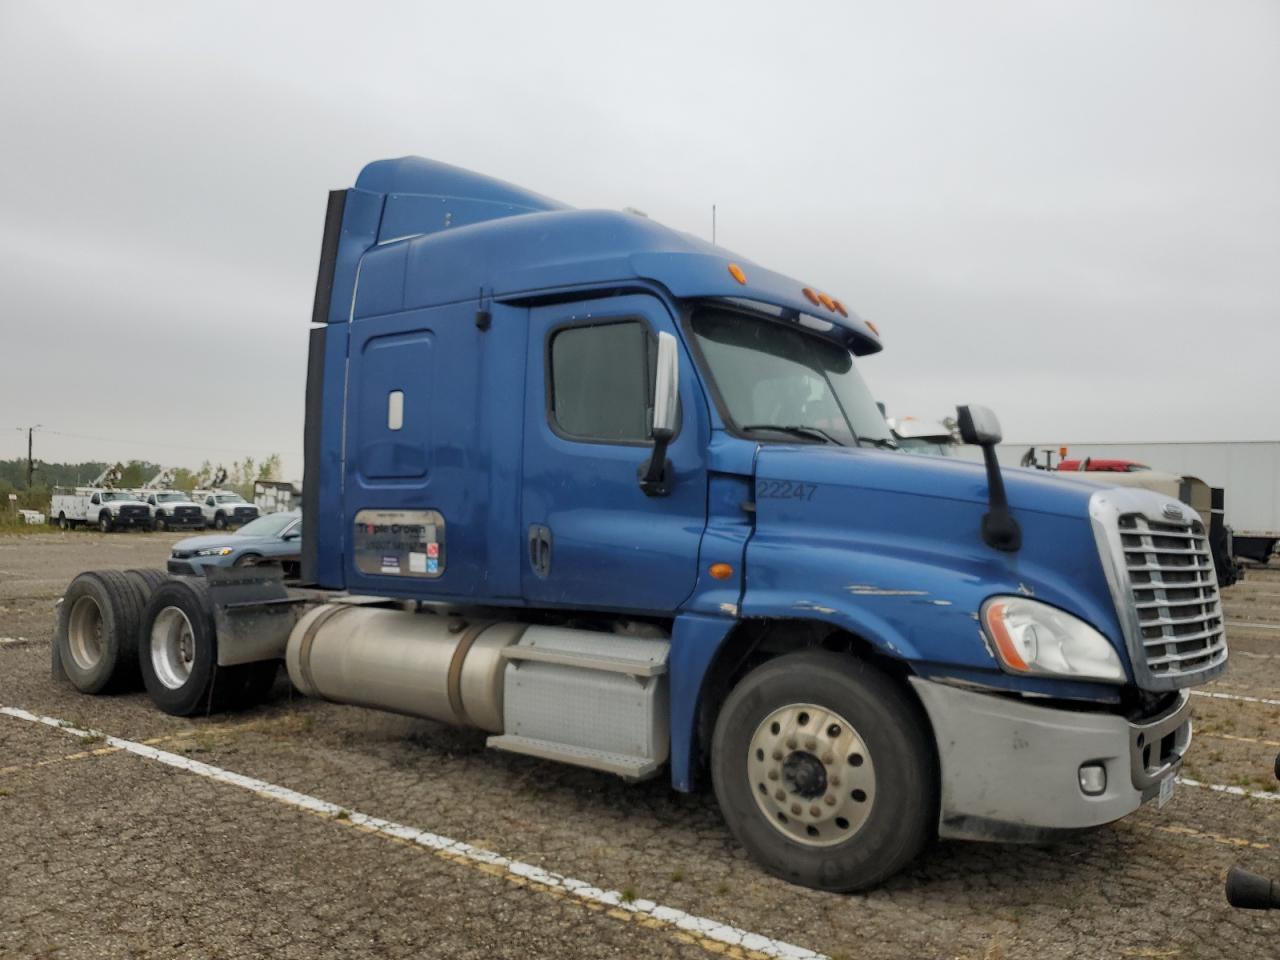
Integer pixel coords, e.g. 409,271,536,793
0,455,283,515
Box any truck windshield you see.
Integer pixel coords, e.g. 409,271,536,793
155,492,186,502
215,494,245,503
691,308,895,447
100,492,135,502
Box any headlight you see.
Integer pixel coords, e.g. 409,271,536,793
196,546,235,557
981,596,1127,684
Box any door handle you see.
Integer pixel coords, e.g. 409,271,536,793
528,524,552,578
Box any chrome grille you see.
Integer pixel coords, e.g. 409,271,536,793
1118,513,1227,683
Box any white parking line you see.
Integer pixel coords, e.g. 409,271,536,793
0,705,826,960
0,637,32,647
1193,690,1280,707
1178,778,1280,803
1227,620,1280,631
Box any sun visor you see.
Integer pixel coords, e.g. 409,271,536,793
629,252,882,356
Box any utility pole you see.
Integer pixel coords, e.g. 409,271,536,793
22,425,41,489
712,204,717,245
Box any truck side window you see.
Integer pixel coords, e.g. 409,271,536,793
549,320,655,443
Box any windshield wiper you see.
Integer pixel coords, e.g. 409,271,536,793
741,424,845,446
856,436,900,450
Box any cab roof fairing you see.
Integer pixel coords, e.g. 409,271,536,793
335,157,882,355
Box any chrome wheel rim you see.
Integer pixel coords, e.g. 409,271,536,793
748,702,876,848
67,596,104,671
151,606,196,690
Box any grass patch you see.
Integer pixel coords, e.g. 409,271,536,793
78,733,105,746
334,809,350,821
620,887,636,903
669,869,685,883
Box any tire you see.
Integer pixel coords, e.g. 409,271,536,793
230,660,279,709
98,513,113,533
213,512,227,530
710,651,937,892
58,512,68,531
55,570,146,694
123,568,170,598
233,553,262,568
154,513,167,532
138,577,253,716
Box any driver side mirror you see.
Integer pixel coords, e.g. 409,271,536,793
651,331,679,439
639,331,679,497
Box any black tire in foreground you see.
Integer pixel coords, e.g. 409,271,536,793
138,577,279,716
55,570,147,693
711,650,937,892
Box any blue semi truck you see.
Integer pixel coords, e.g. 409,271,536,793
55,157,1228,891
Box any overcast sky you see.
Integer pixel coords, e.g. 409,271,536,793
1,1,1276,481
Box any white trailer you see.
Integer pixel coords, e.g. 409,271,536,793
999,440,1280,561
253,480,301,515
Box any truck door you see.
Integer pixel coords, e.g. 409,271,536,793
522,294,708,613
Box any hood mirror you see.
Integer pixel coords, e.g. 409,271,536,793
957,404,1020,552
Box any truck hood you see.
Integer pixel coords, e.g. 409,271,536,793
755,445,1097,521
742,445,1130,696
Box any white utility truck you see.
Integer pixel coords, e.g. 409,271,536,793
138,470,206,531
193,489,260,529
50,467,153,532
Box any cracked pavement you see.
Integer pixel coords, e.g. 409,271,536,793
2,531,1280,959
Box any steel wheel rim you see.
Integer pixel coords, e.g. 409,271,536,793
67,595,104,671
748,702,876,848
151,606,197,690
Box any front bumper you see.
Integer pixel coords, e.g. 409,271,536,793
910,677,1192,842
167,556,225,575
111,513,153,528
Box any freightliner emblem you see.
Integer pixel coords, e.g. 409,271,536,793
1162,502,1184,521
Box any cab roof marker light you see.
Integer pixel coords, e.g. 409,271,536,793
817,293,835,311
801,287,821,306
727,263,747,285
831,299,849,318
865,320,880,337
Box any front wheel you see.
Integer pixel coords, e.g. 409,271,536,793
213,512,226,530
98,513,112,533
711,650,937,892
58,512,68,531
154,513,167,531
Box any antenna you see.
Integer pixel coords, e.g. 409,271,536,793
711,204,717,245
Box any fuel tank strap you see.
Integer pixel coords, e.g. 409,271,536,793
294,604,352,699
446,621,493,727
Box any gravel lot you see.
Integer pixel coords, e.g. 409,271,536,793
3,531,1280,959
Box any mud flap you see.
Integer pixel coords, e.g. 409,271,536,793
206,567,301,667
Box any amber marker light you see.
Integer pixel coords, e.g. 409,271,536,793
831,299,849,318
865,320,880,336
817,293,835,311
802,287,820,305
709,563,734,580
984,601,1030,672
728,263,747,285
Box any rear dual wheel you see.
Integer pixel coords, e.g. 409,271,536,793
55,569,167,692
139,577,277,716
711,651,937,892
